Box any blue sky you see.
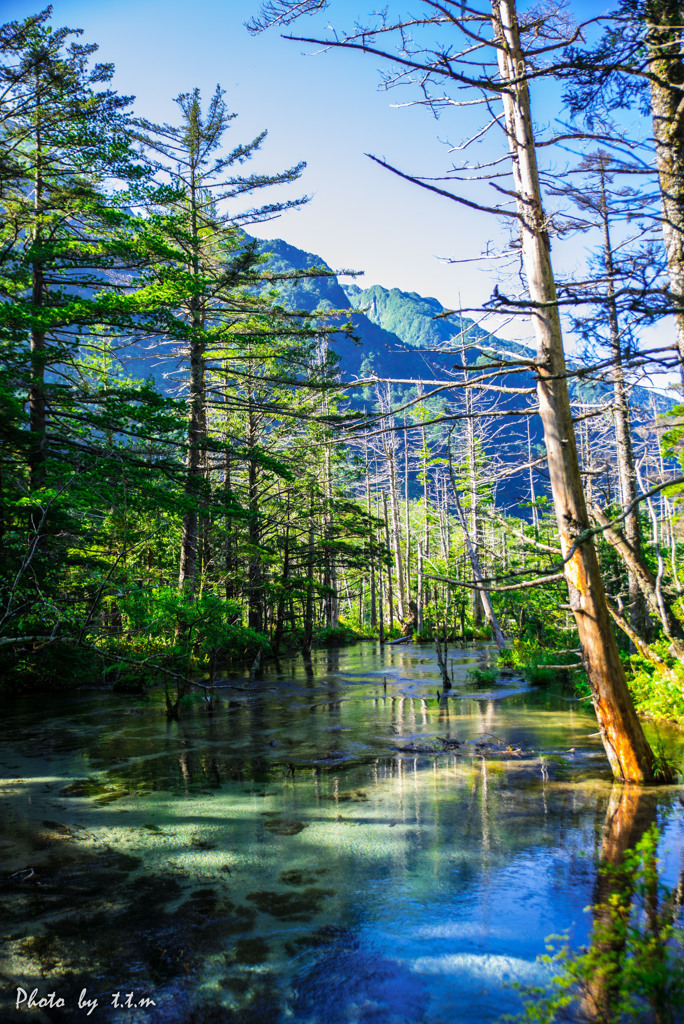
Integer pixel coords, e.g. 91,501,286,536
0,0,637,348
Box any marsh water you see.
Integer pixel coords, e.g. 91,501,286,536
1,642,683,1024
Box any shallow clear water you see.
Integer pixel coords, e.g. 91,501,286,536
1,642,682,1024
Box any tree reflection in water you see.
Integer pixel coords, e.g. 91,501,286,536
546,785,684,1024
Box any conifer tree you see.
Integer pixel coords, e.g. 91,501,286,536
138,86,308,597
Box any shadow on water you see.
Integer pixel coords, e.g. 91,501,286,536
0,642,682,1023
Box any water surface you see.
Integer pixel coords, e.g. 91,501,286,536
1,642,682,1023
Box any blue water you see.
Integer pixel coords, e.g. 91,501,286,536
0,642,682,1023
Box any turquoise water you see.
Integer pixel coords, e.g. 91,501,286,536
1,642,682,1023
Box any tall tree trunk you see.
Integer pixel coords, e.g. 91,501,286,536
380,407,407,621
178,162,205,596
492,0,664,782
448,454,507,651
417,540,424,633
645,1,684,389
383,491,395,633
462,337,484,626
421,410,430,560
404,415,411,602
366,447,377,628
526,418,539,538
224,446,236,601
178,333,204,594
274,493,291,656
29,97,47,529
377,520,385,646
302,504,315,655
324,444,339,629
246,397,263,633
598,165,647,637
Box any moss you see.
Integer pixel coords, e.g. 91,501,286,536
261,817,307,836
128,874,183,920
232,936,271,964
95,789,130,804
60,777,108,797
19,932,61,971
112,852,142,872
189,833,217,849
324,789,368,803
284,924,349,955
278,869,323,886
246,887,334,921
220,906,257,935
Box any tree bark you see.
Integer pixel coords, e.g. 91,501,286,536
492,0,664,783
302,505,315,655
382,491,395,633
645,0,684,389
366,447,377,628
178,160,205,596
461,337,484,626
384,423,407,620
29,91,47,515
597,165,648,637
448,456,507,652
246,396,263,633
273,493,291,656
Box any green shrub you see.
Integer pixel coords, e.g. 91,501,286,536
108,587,269,677
315,623,361,646
466,668,498,686
627,646,684,725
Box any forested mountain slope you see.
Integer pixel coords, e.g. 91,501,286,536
259,238,672,414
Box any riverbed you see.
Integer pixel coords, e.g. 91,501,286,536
1,642,682,1023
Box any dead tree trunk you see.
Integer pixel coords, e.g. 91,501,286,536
366,448,377,628
246,397,263,633
492,0,663,783
461,337,484,627
645,3,684,389
417,540,424,634
382,491,395,633
302,505,315,656
596,165,648,637
448,453,507,652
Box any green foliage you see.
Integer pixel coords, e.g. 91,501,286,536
498,647,516,668
117,588,269,666
501,640,581,687
626,645,684,724
509,826,684,1024
466,668,498,686
315,622,361,646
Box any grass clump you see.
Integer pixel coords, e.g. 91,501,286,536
466,668,498,686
